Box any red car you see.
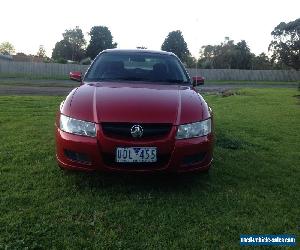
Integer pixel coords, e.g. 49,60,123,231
55,49,214,172
193,76,205,85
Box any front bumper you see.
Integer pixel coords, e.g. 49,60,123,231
55,124,214,173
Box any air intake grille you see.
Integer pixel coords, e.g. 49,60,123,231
101,123,172,139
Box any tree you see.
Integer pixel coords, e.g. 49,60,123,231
36,45,46,58
62,26,86,61
86,26,117,59
16,52,27,57
52,26,86,62
251,53,273,70
198,45,215,68
199,38,234,69
198,38,252,69
52,40,73,61
269,18,300,70
234,40,252,69
185,55,197,68
0,41,15,55
215,38,236,69
161,30,190,62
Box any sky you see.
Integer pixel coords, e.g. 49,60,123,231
0,0,299,58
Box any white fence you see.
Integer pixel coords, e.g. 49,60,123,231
0,61,299,81
188,68,300,81
0,61,89,77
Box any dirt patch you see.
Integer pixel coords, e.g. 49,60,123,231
220,90,238,97
0,80,298,96
198,87,245,97
293,94,300,105
0,83,237,96
197,86,235,95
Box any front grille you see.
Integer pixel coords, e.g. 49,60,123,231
102,153,170,169
101,123,172,139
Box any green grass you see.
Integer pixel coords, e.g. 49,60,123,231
0,88,299,249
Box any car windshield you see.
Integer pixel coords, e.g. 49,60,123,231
84,52,190,84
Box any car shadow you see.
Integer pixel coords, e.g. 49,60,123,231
61,170,213,194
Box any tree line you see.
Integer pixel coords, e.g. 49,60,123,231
0,17,299,70
163,17,299,70
51,26,117,64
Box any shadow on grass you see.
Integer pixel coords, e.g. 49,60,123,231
216,133,250,150
60,169,213,194
215,130,270,150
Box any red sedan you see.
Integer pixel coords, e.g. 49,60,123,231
55,49,214,172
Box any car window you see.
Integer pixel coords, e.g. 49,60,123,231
85,52,189,84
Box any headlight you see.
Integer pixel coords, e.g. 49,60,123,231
176,118,211,139
60,114,96,137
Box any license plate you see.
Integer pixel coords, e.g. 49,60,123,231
116,147,157,163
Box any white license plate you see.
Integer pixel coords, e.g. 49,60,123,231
116,147,157,163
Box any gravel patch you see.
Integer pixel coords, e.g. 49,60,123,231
0,80,297,96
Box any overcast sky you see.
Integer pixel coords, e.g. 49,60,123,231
0,0,299,58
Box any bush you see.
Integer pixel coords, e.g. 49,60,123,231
80,57,92,65
55,58,68,64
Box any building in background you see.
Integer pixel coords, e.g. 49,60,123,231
12,53,43,63
0,54,13,62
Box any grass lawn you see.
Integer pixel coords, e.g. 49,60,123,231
0,88,299,249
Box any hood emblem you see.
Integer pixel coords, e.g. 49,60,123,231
130,125,143,138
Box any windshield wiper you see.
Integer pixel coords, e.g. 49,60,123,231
164,79,189,84
85,77,114,82
114,76,145,81
94,77,145,82
85,77,189,84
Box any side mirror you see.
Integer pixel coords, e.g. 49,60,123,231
192,76,205,86
69,71,82,82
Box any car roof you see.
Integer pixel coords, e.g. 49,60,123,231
102,49,175,56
